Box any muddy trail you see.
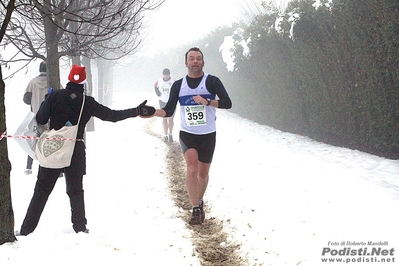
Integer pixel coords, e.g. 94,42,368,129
144,119,245,266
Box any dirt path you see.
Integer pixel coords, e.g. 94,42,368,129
144,119,245,265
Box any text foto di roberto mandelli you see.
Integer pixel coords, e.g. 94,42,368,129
328,241,390,246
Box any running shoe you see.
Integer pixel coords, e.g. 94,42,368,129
199,200,204,211
24,169,32,175
189,207,204,225
199,200,205,222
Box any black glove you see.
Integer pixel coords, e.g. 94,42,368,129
136,100,155,116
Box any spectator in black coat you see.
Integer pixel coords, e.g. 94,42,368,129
18,65,155,236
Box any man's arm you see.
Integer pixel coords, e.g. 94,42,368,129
23,92,32,105
35,97,51,125
153,109,166,117
206,75,232,109
162,79,181,117
154,81,161,96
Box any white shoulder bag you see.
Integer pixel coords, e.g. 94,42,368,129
35,95,85,169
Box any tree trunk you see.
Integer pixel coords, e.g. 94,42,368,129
0,65,16,245
82,57,95,131
82,57,93,97
72,56,81,66
103,60,113,107
96,58,114,106
97,59,104,104
43,12,61,90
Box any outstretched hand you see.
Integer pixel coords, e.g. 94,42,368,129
136,100,155,117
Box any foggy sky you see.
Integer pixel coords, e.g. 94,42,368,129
141,0,290,55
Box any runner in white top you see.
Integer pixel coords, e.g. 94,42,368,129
154,68,175,142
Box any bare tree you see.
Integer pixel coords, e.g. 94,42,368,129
1,0,164,89
0,0,17,245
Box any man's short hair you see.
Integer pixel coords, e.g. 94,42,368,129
162,68,170,75
39,61,46,73
185,47,204,62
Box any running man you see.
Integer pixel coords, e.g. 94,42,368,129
148,47,232,225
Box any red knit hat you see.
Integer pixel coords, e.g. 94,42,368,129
68,64,87,84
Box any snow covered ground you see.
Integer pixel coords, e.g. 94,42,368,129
1,85,399,265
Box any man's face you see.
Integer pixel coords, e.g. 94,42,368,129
185,51,204,75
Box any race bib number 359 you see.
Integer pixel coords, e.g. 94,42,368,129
185,105,207,126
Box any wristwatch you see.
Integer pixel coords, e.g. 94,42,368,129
206,98,211,106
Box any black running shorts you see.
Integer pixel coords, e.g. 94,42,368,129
179,131,216,163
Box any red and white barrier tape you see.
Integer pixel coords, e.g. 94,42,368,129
0,131,84,141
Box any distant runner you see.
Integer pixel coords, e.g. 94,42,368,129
154,68,175,142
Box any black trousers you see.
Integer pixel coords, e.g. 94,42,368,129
26,155,33,169
20,166,87,235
